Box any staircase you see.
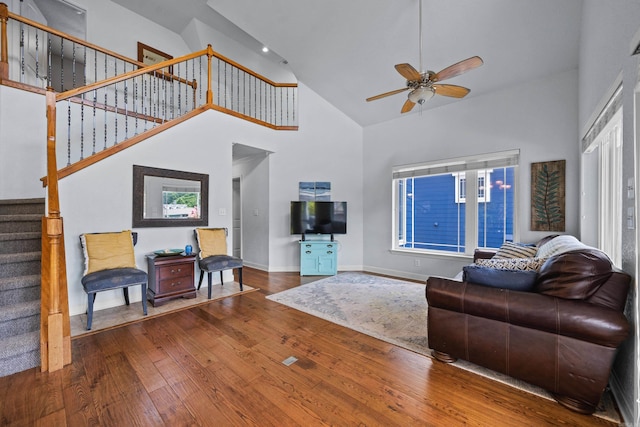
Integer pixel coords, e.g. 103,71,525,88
0,198,43,377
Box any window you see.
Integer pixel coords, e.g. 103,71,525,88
581,85,622,266
392,150,519,254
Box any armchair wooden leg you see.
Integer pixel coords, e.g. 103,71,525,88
238,268,243,291
208,272,213,299
219,271,224,286
198,270,204,290
141,283,148,316
123,287,130,305
86,293,94,330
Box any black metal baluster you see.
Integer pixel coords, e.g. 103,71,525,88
80,93,85,160
67,100,71,166
114,61,118,144
104,53,107,149
72,43,76,88
124,76,129,139
47,34,52,88
134,77,138,135
83,46,87,85
177,62,182,116
19,21,24,82
60,37,64,91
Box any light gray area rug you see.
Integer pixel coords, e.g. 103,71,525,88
267,272,620,424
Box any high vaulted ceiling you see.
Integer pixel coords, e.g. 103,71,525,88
111,0,584,127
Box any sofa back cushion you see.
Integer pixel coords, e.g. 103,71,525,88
535,249,613,299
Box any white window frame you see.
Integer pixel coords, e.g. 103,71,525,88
453,170,493,203
581,85,623,267
391,150,519,256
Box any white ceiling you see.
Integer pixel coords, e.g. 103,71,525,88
113,0,584,127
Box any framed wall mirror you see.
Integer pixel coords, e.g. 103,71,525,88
132,165,209,228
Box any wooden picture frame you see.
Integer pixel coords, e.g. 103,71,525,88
137,42,173,74
530,160,565,231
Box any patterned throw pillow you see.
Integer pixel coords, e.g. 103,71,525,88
492,241,538,259
475,257,547,271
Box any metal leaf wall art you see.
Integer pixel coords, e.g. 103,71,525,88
531,160,565,231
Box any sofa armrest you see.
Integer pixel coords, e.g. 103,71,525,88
473,249,496,262
426,276,629,347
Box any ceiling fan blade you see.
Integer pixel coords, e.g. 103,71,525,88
433,84,471,98
366,88,408,102
401,99,416,113
395,63,422,81
433,56,483,82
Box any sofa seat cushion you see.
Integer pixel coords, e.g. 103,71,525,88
199,255,243,272
536,249,613,299
462,264,537,291
81,267,147,293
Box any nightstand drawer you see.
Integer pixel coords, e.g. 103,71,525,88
158,263,192,280
158,276,193,293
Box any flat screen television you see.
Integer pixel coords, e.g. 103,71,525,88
290,201,347,239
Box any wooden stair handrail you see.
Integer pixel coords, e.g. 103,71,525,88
56,48,206,102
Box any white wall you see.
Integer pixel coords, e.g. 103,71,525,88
54,80,362,316
0,86,46,200
579,1,640,424
362,69,579,281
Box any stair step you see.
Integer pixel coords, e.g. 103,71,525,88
0,252,41,279
0,275,40,306
0,198,45,216
0,215,42,233
0,300,40,339
0,331,40,377
0,232,41,254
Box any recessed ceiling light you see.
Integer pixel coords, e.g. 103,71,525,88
262,47,269,53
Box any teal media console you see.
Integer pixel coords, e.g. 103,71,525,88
299,240,338,276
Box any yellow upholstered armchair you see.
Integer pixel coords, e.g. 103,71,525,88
194,228,243,298
79,230,148,330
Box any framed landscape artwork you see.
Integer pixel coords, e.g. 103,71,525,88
530,160,565,231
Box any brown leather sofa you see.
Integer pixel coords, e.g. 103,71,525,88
426,235,630,414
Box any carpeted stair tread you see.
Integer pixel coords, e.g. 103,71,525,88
0,300,40,323
0,231,41,241
0,275,40,292
0,214,42,222
0,251,41,264
0,331,39,362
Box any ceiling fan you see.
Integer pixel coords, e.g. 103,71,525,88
366,0,483,113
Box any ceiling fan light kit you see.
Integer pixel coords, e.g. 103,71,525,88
408,86,434,104
366,0,483,114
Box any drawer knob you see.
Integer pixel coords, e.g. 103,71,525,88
327,251,333,254
305,251,312,254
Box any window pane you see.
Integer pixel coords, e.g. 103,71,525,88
399,174,465,253
478,167,514,248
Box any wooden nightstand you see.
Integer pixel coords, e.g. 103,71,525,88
146,253,197,306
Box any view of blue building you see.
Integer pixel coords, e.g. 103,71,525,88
400,168,515,252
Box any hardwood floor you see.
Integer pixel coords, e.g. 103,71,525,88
0,268,618,426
